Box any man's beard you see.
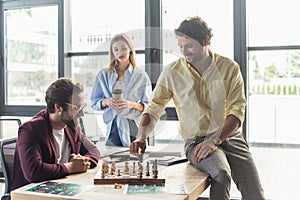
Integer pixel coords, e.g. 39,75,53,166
60,111,79,128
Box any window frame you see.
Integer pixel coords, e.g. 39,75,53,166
0,0,246,134
0,0,63,116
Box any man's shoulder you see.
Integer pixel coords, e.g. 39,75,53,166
214,52,238,67
21,110,48,130
165,58,185,68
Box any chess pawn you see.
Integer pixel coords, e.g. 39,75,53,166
146,161,150,176
138,162,143,172
110,161,116,175
117,169,121,176
137,162,143,178
102,159,109,174
131,162,136,175
124,161,130,174
101,168,105,178
152,159,158,179
152,170,158,179
138,170,143,178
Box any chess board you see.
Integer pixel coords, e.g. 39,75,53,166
94,161,165,185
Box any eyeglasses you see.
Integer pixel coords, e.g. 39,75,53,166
66,103,87,115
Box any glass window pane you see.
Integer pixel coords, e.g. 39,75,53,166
247,0,300,46
70,0,145,113
160,0,233,134
71,53,145,112
71,0,145,52
5,6,58,105
162,0,234,66
248,50,300,143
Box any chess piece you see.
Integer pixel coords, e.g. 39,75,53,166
124,161,130,174
101,168,105,178
131,162,136,175
146,161,150,176
102,159,109,174
110,161,116,175
114,183,122,189
138,153,143,163
152,159,158,179
138,162,143,178
138,162,143,170
117,169,121,176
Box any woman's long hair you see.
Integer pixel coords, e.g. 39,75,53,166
107,33,137,71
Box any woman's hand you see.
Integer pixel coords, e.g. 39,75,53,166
105,97,144,111
105,97,130,110
114,99,131,110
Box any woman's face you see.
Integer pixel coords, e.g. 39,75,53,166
112,40,131,64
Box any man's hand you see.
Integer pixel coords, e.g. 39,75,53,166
130,138,147,155
64,154,91,174
194,138,218,162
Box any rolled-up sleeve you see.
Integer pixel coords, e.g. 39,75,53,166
144,68,173,121
225,63,246,125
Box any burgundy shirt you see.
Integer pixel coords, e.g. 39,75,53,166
11,109,100,191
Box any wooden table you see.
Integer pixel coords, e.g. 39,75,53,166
11,159,209,200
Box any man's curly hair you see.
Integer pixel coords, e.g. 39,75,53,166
175,16,213,46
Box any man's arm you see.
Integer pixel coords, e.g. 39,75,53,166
194,114,240,162
129,113,157,154
194,63,246,162
211,114,240,143
17,124,69,182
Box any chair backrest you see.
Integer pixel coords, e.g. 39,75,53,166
0,138,17,194
0,118,21,139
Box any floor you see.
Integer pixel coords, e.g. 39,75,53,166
1,147,299,199
199,146,300,200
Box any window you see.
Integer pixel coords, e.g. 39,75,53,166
67,0,146,139
247,0,300,47
247,0,300,145
157,0,234,141
4,5,58,106
68,0,145,112
162,0,233,66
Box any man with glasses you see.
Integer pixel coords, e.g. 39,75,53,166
11,78,100,192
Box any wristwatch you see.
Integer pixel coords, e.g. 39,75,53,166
213,137,222,146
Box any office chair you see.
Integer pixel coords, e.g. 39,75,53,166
0,119,21,179
0,137,17,200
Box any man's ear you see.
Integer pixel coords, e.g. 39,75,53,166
54,104,63,112
202,36,211,46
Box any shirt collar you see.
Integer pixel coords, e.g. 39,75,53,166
113,63,134,75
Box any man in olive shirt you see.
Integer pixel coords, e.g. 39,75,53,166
130,16,265,200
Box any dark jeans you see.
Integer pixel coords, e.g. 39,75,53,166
106,118,137,146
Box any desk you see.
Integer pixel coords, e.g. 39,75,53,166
11,160,209,200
